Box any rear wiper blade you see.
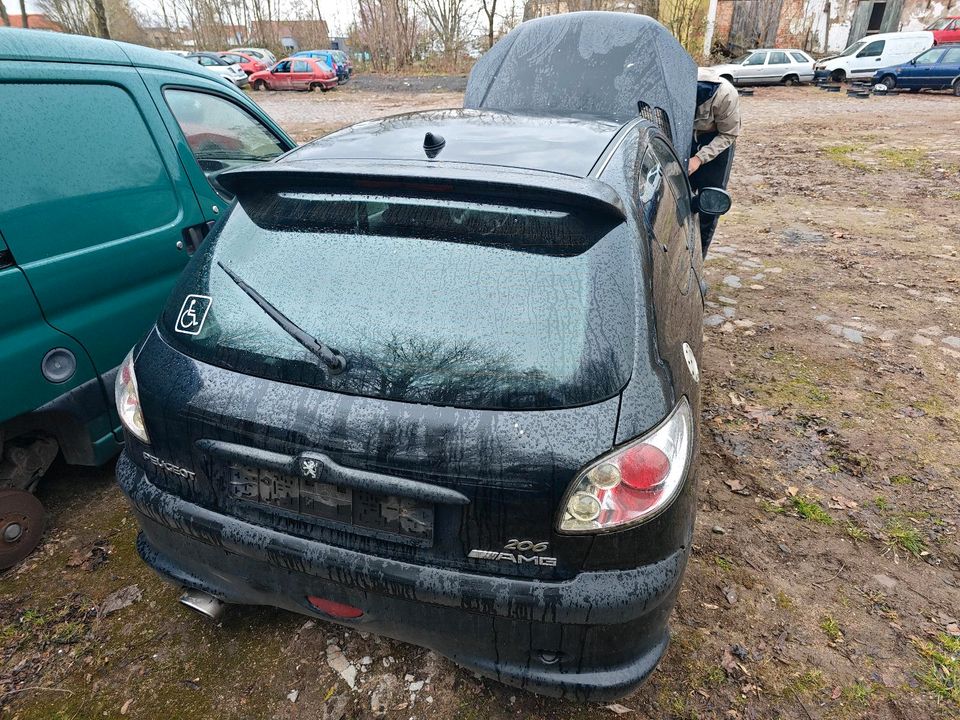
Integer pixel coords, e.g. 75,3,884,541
217,261,347,374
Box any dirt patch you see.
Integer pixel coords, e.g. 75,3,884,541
2,86,959,720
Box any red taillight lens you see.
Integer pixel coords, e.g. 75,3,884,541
619,443,670,490
558,398,693,533
307,596,363,619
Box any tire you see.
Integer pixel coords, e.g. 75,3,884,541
782,74,800,86
830,69,846,83
253,80,266,91
954,79,960,97
307,83,317,92
879,74,897,90
320,84,330,92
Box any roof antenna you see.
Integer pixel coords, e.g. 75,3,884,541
423,132,445,159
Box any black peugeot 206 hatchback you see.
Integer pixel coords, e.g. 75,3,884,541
115,12,730,700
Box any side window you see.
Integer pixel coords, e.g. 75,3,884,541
790,51,810,63
164,90,287,197
915,48,945,65
858,40,885,57
199,56,218,66
0,83,178,261
743,52,767,66
637,148,664,239
292,60,310,72
769,51,789,64
942,47,960,64
221,54,242,64
273,61,291,73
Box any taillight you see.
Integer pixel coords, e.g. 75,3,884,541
558,397,693,533
115,349,150,443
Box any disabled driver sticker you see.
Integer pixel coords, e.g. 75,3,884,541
174,294,212,335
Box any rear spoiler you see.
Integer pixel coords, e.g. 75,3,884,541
217,159,626,222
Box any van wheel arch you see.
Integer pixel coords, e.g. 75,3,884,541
830,69,846,83
720,74,735,84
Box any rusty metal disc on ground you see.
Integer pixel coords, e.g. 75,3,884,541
0,489,45,570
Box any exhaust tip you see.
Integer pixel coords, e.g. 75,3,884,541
179,588,225,621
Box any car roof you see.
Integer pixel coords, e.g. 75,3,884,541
0,27,223,83
289,109,622,178
747,48,809,52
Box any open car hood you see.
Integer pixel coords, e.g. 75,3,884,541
464,11,697,162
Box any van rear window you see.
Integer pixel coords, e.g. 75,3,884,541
161,194,635,410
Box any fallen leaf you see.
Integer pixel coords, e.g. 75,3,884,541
605,704,633,715
724,478,744,492
786,486,799,497
120,699,132,715
99,585,142,617
831,686,842,700
728,391,747,407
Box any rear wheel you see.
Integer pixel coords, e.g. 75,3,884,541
253,80,267,91
782,74,800,86
879,74,896,89
954,79,960,97
0,489,45,570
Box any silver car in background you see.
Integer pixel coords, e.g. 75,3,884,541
184,52,249,88
711,48,816,85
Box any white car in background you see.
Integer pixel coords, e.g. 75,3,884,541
184,52,249,88
711,48,816,85
813,31,934,82
229,47,277,66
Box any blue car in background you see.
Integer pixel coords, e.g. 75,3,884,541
292,50,348,83
873,43,960,94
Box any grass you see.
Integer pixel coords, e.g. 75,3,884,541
791,496,834,525
774,590,794,610
877,147,927,171
784,669,827,697
714,555,734,572
913,633,960,705
824,143,869,170
841,681,875,706
885,521,926,557
874,495,889,511
820,615,843,643
846,523,868,542
890,474,914,486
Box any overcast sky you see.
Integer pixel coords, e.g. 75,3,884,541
25,0,356,36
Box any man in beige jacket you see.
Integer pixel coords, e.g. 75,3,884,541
689,67,740,254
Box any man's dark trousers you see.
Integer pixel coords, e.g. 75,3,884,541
690,131,734,256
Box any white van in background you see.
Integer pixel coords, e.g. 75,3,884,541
815,31,934,81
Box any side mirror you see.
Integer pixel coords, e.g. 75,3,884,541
694,187,732,216
910,59,917,65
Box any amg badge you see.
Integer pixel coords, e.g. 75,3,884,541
468,539,557,567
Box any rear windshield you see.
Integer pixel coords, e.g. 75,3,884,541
161,193,635,410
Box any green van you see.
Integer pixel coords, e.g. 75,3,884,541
0,28,295,568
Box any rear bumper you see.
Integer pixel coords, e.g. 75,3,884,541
117,452,688,700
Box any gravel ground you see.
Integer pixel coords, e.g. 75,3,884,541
2,83,959,720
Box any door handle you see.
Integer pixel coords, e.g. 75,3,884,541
179,221,215,255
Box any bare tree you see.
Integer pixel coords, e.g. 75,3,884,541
480,0,496,49
0,1,10,26
417,0,470,62
661,0,705,54
18,0,26,27
92,0,110,37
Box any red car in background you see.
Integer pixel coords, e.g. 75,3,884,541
249,57,338,91
928,17,960,44
218,51,267,75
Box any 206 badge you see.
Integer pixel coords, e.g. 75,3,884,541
468,539,557,567
175,294,212,335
